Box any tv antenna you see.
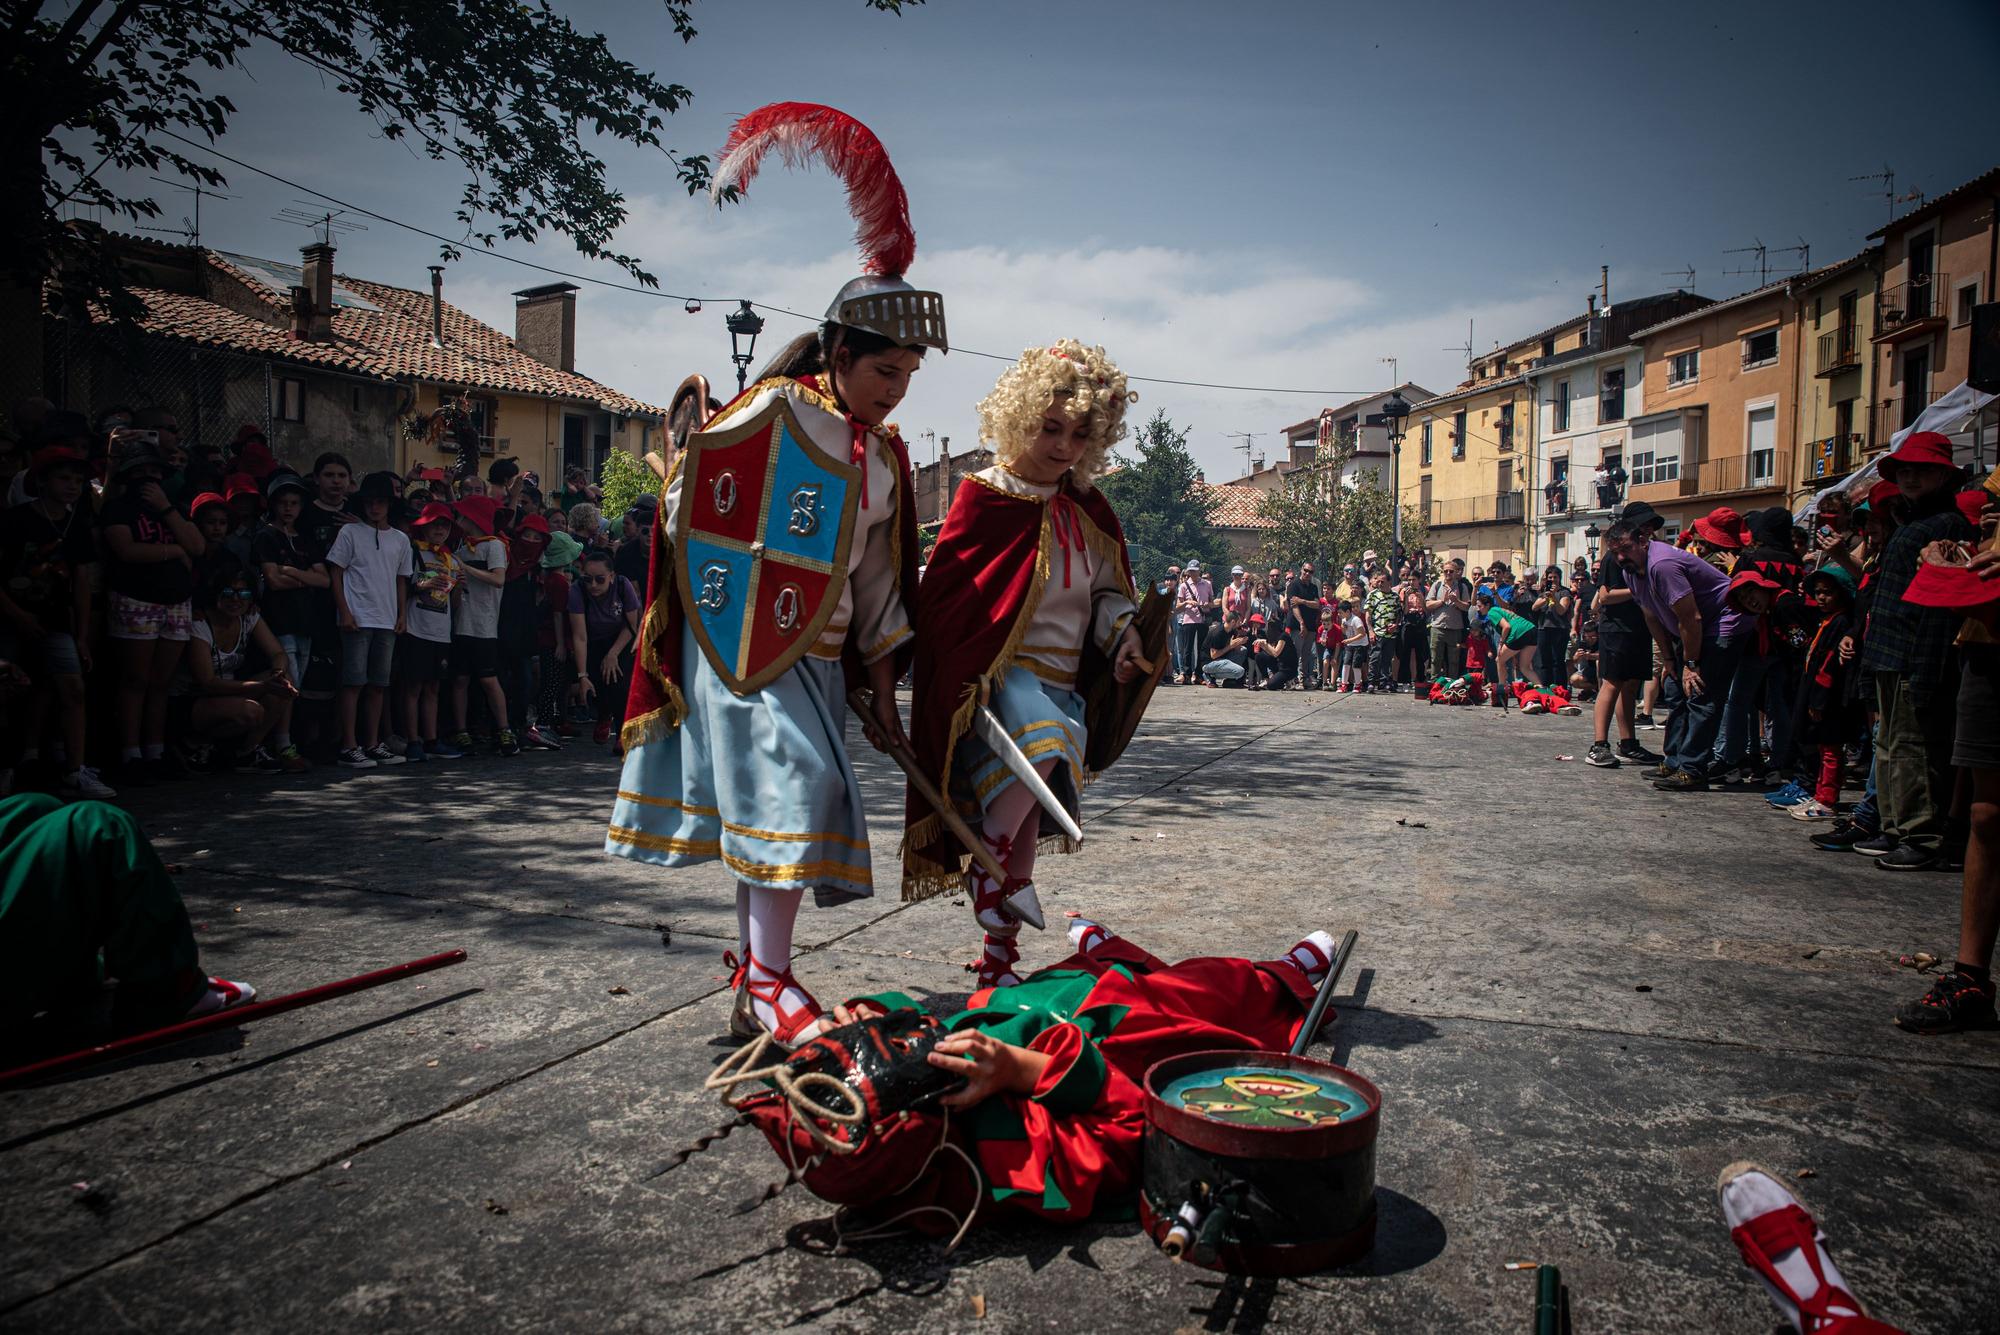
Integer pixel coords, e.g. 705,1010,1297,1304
273,204,368,246
1660,265,1696,289
1379,356,1400,390
1895,187,1927,213
1723,237,1771,287
139,176,234,248
1443,319,1473,365
1849,164,1895,226
1225,432,1260,476
1772,236,1811,277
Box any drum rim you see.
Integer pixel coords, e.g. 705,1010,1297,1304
1142,1048,1381,1159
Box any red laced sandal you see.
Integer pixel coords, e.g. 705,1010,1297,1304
741,950,825,1048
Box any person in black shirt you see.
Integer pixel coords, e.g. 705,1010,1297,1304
1584,546,1659,769
614,494,656,590
0,447,107,796
1251,617,1298,690
1201,615,1251,686
1286,562,1322,687
252,472,330,767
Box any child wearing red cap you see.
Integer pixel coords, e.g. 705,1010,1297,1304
398,503,461,763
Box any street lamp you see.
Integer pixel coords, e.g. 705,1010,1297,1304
1380,391,1411,557
725,300,766,393
1583,522,1602,564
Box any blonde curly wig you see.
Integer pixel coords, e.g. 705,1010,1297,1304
977,339,1137,486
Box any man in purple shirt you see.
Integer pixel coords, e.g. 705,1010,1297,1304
1605,516,1744,791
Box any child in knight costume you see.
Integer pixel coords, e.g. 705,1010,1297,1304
608,104,940,1046
903,343,1151,989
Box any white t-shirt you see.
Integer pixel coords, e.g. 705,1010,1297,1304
326,523,412,631
452,538,507,639
1342,612,1370,646
170,610,261,697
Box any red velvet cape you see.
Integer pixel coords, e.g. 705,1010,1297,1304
621,374,920,748
902,473,1133,895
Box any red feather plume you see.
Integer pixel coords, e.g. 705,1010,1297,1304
711,102,916,278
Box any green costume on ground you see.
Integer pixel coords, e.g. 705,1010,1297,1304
0,793,200,1024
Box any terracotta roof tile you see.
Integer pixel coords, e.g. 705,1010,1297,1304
1199,482,1274,528
103,251,665,419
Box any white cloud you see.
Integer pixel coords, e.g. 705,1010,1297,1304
447,191,1584,480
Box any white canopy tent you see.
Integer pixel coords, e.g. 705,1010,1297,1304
1796,380,1997,521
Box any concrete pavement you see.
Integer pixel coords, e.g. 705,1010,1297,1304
3,685,1995,1333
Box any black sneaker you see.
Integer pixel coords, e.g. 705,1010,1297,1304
1809,819,1878,852
1634,712,1660,730
1652,769,1709,792
1894,970,1998,1034
1586,742,1620,768
1877,844,1939,871
1641,762,1673,780
1617,740,1663,765
1852,833,1899,857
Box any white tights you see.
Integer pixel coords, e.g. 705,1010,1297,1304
736,881,811,1024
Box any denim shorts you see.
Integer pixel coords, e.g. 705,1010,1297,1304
0,628,82,676
340,627,397,687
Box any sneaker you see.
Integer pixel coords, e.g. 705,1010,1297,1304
1615,740,1662,765
275,744,311,773
1765,782,1809,808
405,739,428,764
1851,833,1898,857
430,737,466,759
366,743,407,767
1789,799,1837,822
1877,844,1939,871
1809,819,1878,852
337,747,377,770
1634,712,1661,730
184,976,258,1018
497,729,521,757
521,727,561,751
568,702,596,724
1641,762,1673,780
1585,741,1620,768
233,747,284,775
383,734,408,755
61,765,117,799
1651,769,1708,792
447,730,475,753
1555,704,1582,715
1520,701,1545,714
1894,969,1998,1034
593,719,613,745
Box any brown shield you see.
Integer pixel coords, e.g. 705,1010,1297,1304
1081,578,1174,774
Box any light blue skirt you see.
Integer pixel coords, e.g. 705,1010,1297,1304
605,624,873,906
952,664,1087,828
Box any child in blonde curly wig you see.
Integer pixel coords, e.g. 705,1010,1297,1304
977,340,1133,487
905,341,1151,989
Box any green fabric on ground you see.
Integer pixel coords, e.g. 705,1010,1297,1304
0,794,200,1023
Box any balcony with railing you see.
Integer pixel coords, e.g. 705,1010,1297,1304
1803,434,1863,483
1874,272,1949,341
1816,327,1860,377
1695,449,1790,497
1428,492,1525,527
1876,391,1945,443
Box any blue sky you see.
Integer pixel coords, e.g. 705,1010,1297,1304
75,0,2000,478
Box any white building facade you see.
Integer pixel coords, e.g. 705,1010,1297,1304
1527,345,1643,570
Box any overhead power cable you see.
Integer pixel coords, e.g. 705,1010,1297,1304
154,129,1379,397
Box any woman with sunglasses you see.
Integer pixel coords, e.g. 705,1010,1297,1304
168,565,301,773
567,549,640,748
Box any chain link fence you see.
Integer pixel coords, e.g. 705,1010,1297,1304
42,315,271,448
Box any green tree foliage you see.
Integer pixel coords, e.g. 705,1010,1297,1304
1256,448,1427,574
1097,409,1218,587
8,0,922,321
596,443,654,525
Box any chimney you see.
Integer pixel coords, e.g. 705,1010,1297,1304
1600,265,1611,310
299,242,335,341
428,266,445,348
1587,293,1598,315
513,282,578,372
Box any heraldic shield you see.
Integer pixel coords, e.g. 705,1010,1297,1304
674,396,863,695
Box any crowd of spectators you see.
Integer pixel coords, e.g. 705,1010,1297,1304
0,400,653,800
1163,433,1999,1036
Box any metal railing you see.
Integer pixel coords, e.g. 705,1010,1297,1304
1428,492,1525,526
1877,392,1945,441
1878,271,1948,331
1816,327,1859,375
1695,449,1790,495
